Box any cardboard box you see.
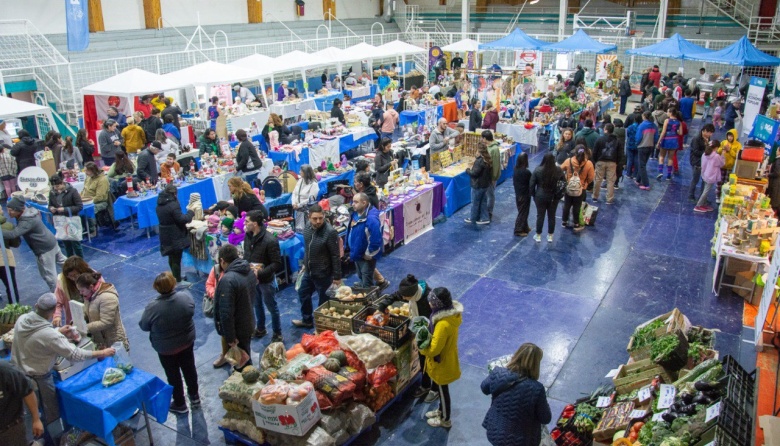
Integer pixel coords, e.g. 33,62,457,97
36,158,56,178
724,257,754,276
391,338,421,394
252,387,321,436
733,271,763,305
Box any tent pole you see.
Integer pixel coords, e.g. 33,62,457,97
0,234,14,304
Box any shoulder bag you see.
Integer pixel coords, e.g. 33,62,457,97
54,208,83,242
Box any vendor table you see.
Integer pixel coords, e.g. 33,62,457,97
56,358,172,446
113,177,218,230
344,86,372,101
313,91,344,111
226,109,270,133
399,106,443,127
712,217,770,295
386,182,445,245
496,122,541,149
269,98,317,120
267,146,309,173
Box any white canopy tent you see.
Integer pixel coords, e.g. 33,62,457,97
81,68,190,97
229,55,277,105
375,40,426,76
163,61,268,110
0,95,57,137
441,38,482,53
271,50,331,97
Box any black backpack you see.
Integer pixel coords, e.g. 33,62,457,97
602,138,619,161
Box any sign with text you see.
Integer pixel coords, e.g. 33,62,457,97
750,115,780,150
742,77,768,137
403,189,434,244
17,167,50,192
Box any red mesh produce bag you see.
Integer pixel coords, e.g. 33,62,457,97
286,343,306,361
304,366,356,407
301,330,341,356
368,363,397,387
338,366,367,401
315,390,333,410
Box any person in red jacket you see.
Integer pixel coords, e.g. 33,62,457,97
648,66,662,88
482,101,499,131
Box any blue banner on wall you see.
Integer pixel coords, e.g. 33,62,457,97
65,0,89,52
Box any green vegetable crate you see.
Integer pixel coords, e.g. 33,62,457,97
612,358,674,395
627,308,688,361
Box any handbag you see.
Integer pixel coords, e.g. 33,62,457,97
53,209,83,241
202,293,214,318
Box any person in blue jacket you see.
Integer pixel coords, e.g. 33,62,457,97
346,192,382,287
162,114,181,142
482,343,551,446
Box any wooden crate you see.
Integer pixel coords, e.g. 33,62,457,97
613,358,674,394
314,301,363,335
627,308,688,361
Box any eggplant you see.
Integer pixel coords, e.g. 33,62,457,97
694,381,719,391
679,392,694,404
678,403,698,415
662,412,678,423
692,394,712,405
703,389,722,400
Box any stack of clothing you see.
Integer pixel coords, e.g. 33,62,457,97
266,219,295,240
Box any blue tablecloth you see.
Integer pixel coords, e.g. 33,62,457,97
339,132,378,153
399,105,443,126
27,201,96,234
317,170,354,198
498,145,521,184
185,228,304,275
230,133,268,154
268,149,309,172
56,358,172,446
113,178,218,229
313,91,344,111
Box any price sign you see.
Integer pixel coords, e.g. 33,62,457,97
605,368,620,378
656,384,676,409
629,409,647,419
637,386,652,402
652,411,668,422
705,402,721,423
596,396,611,408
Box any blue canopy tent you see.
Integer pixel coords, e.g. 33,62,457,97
479,28,548,51
683,36,780,66
625,33,710,59
543,29,617,54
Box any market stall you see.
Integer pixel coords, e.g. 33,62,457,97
0,96,58,141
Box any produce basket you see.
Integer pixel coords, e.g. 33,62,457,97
695,398,753,446
720,355,756,418
352,305,410,349
652,330,689,372
314,301,362,335
612,358,674,394
627,308,688,361
592,401,634,442
552,414,593,446
332,286,379,306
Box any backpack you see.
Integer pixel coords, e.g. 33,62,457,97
716,88,726,100
601,138,619,161
566,160,585,197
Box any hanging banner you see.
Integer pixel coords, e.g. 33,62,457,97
403,189,434,244
742,77,768,137
596,55,617,81
514,51,541,71
94,96,130,122
65,0,89,52
749,115,780,151
429,46,443,71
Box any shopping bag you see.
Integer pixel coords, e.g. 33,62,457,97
540,425,555,446
53,210,83,241
583,203,599,226
202,293,214,318
112,341,133,373
225,345,250,369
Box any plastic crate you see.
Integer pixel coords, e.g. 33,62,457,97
351,305,411,349
219,426,266,446
314,301,363,335
332,286,379,306
695,399,753,446
720,355,756,417
552,415,594,446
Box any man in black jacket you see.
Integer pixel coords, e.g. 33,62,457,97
292,205,342,328
161,99,182,130
243,210,283,342
48,174,83,258
572,65,585,89
141,109,163,143
136,141,161,184
689,123,715,201
591,123,622,205
235,129,262,175
468,99,482,132
10,130,42,174
557,107,576,130
213,244,256,369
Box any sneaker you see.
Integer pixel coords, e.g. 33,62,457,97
189,394,201,407
573,225,585,232
533,234,541,243
547,234,553,243
425,409,442,419
292,319,314,328
666,175,671,180
476,220,490,225
463,218,473,224
561,221,570,228
639,186,651,191
271,333,283,343
656,173,664,180
703,206,715,212
169,402,189,414
413,387,431,398
715,197,720,204
634,180,641,187
177,280,192,288
424,391,440,403
693,206,708,213
606,200,614,205
427,417,452,428
212,356,227,368
614,185,620,190
253,328,267,338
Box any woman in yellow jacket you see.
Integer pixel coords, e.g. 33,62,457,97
420,287,463,429
717,129,742,202
121,112,147,153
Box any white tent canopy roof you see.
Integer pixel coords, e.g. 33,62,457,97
272,50,329,73
375,40,426,58
312,47,350,64
230,54,276,76
441,39,481,52
163,61,261,86
0,96,52,120
81,68,190,96
344,42,379,61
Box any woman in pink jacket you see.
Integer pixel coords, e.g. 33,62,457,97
694,139,724,213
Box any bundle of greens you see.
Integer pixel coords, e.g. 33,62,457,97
651,334,680,362
573,403,603,434
630,319,665,351
0,304,31,325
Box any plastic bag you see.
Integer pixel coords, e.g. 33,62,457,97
301,330,341,356
277,353,313,379
304,366,356,407
347,403,376,434
258,379,292,405
367,363,397,387
102,367,126,387
286,343,306,361
225,345,250,369
112,342,133,374
261,342,287,370
285,381,314,405
335,333,395,370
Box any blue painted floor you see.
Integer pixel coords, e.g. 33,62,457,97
6,113,753,445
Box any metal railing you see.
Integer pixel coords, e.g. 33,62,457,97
748,16,780,44
704,0,754,28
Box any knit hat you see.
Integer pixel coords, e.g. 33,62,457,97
221,217,234,231
398,274,419,298
36,293,57,311
7,197,25,212
428,287,453,312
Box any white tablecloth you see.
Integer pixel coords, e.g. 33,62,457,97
345,86,371,100
270,99,317,120
226,109,270,132
348,127,375,140
309,138,340,169
211,158,274,201
496,122,540,148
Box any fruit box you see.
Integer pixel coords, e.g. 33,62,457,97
593,401,634,442
252,387,321,436
612,358,674,395
390,338,421,394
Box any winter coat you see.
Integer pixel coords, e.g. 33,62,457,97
689,135,708,168
48,184,83,216
60,147,83,170
636,121,659,148
84,283,129,351
11,312,94,376
236,140,262,173
262,124,291,144
139,290,195,355
198,135,220,157
487,141,501,181
292,180,319,208
467,156,492,189
468,107,483,132
530,165,564,201
346,205,382,263
513,167,532,199
46,142,63,169
214,259,256,343
233,192,267,217
555,139,576,165
625,123,639,152
243,226,282,284
575,127,598,150
557,116,577,131
719,129,741,170
78,139,96,165
136,148,159,184
10,136,42,174
592,134,622,163
374,149,395,187
121,124,146,153
482,109,499,131
81,172,110,204
54,272,94,325
98,129,123,159
572,68,585,87
724,102,740,124
619,78,631,96
141,116,163,143
701,151,725,184
375,281,432,319
420,301,463,385
156,190,193,256
560,157,595,192
648,68,661,87
2,207,58,256
303,221,341,281
481,367,552,446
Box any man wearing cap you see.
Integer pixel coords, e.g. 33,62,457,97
724,98,742,132
12,293,115,440
3,198,66,292
0,119,12,146
136,141,161,185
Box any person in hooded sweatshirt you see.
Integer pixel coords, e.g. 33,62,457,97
12,293,115,440
156,184,194,286
689,124,715,201
3,197,66,292
10,130,42,174
481,343,551,446
717,129,742,202
75,271,129,351
575,119,598,150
